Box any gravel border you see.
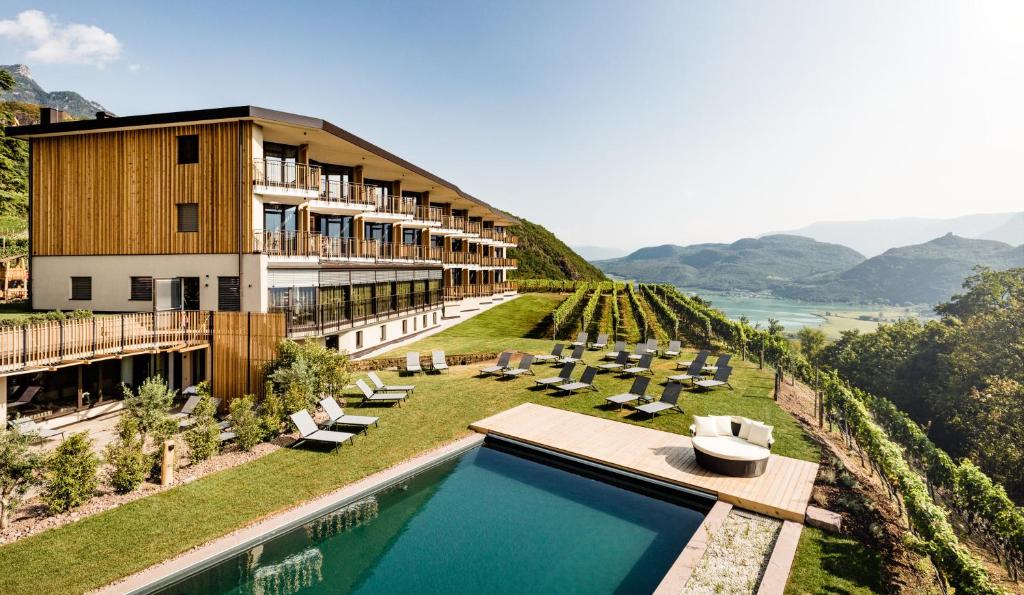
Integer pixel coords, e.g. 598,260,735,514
680,510,782,595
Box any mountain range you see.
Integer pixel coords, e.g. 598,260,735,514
0,64,110,120
768,211,1023,257
595,233,1024,305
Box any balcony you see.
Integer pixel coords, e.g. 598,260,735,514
481,256,518,268
277,290,443,338
252,158,321,201
253,231,442,264
442,250,481,267
306,180,376,214
406,205,444,227
442,281,518,302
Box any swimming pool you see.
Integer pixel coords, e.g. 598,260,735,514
149,438,711,594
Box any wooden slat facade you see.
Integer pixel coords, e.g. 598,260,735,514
470,403,819,522
31,121,252,256
211,311,285,403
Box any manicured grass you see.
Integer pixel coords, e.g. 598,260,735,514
785,526,884,594
0,294,821,594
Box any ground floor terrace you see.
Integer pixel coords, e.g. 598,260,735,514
0,294,882,595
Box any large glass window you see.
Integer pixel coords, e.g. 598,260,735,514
263,204,297,233
313,214,353,238
315,162,354,200
263,142,298,185
364,179,392,207
364,222,392,243
402,228,422,245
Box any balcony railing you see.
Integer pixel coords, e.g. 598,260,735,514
277,290,443,337
414,205,444,224
480,256,517,268
442,251,481,266
318,180,375,206
254,231,442,263
442,282,516,301
252,159,321,193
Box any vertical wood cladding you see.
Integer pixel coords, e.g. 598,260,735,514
31,121,252,256
211,311,284,404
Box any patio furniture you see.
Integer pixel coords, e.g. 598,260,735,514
663,340,682,358
177,397,221,429
678,350,710,369
555,366,598,394
431,350,450,373
502,354,535,378
695,366,733,390
534,362,575,388
627,343,646,362
479,351,513,376
558,345,585,365
597,351,629,373
8,418,64,444
289,410,356,451
570,332,588,348
534,344,565,363
667,356,707,386
319,396,379,434
367,371,415,395
690,415,773,477
622,354,654,376
355,379,407,406
7,386,41,411
703,354,732,375
405,352,423,375
589,333,609,350
170,395,202,421
604,376,651,410
642,338,659,355
603,341,626,360
635,382,684,419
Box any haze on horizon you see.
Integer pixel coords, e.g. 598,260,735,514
3,1,1024,250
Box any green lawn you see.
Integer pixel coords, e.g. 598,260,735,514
785,526,884,594
0,293,830,594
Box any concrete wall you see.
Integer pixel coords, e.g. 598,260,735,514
31,254,265,312
333,307,442,355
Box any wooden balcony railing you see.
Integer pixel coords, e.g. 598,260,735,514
442,282,517,301
442,251,481,266
253,231,442,263
252,158,321,193
0,311,211,374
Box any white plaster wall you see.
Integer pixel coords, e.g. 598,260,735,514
333,308,442,355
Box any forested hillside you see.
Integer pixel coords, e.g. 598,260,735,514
0,70,30,235
508,217,606,281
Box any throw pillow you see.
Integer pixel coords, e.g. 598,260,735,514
694,416,718,437
748,423,774,448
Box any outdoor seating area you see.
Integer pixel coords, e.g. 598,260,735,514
403,351,450,375
690,415,775,477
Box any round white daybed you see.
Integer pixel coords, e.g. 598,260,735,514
690,416,773,477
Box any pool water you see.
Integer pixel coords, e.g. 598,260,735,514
154,443,709,594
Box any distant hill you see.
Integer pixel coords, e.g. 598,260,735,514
779,233,1024,304
509,217,606,281
0,64,109,120
571,245,631,261
594,234,864,291
770,211,1023,256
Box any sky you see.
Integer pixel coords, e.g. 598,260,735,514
2,1,1023,251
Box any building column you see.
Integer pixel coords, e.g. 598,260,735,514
0,376,7,425
182,352,194,389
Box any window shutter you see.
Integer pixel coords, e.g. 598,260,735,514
71,277,92,300
218,277,241,311
130,276,153,301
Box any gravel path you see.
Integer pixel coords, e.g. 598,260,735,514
681,510,781,595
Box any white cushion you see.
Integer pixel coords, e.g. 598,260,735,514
693,416,718,437
748,424,774,448
712,416,733,436
692,436,769,461
739,419,762,440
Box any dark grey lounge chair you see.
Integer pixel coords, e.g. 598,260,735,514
406,352,423,375
535,362,575,388
663,340,682,358
480,351,513,376
355,379,407,406
556,366,598,394
668,355,707,386
570,332,588,348
290,410,356,450
177,397,221,429
368,371,414,395
534,343,565,363
703,354,732,375
695,366,734,390
627,342,646,362
605,376,651,409
635,382,685,419
598,351,629,373
319,396,379,434
7,386,40,411
558,345,585,365
622,354,654,376
590,333,609,350
431,350,449,373
678,349,710,369
603,341,626,360
641,338,659,356
502,354,535,378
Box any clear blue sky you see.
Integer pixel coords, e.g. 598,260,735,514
3,1,1024,250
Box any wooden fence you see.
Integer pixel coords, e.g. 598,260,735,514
211,312,285,403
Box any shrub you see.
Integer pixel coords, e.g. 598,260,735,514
104,416,149,493
183,395,220,464
121,376,177,445
229,395,263,451
258,384,287,438
43,432,99,514
0,422,43,528
266,340,351,401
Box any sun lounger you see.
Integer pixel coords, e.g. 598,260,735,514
290,410,356,450
663,340,682,358
480,351,513,376
534,362,576,388
678,349,710,369
627,342,646,362
431,350,449,373
558,345,585,365
603,341,626,360
605,376,652,409
598,351,629,372
570,332,588,347
8,418,64,444
668,357,706,386
177,397,221,428
319,396,379,434
590,333,609,350
695,366,734,390
622,354,654,376
170,394,202,420
368,371,414,394
534,343,565,363
642,338,659,356
355,379,407,406
555,366,598,394
635,382,685,419
502,354,535,378
7,386,40,410
406,352,423,375
703,354,732,375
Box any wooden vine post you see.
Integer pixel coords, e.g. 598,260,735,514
774,367,781,401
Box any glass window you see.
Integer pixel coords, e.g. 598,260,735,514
269,288,290,309
177,203,199,232
364,179,391,206
177,135,199,164
402,228,422,245
313,214,353,238
264,204,297,233
314,162,353,200
263,142,298,185
70,277,91,300
364,222,392,243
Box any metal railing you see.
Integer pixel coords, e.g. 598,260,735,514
442,251,481,265
252,158,321,192
318,180,376,206
277,290,443,337
0,311,211,374
254,231,442,263
414,205,444,224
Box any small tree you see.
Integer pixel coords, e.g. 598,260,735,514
258,383,287,439
183,395,220,464
796,327,828,367
229,395,262,451
104,416,149,493
0,423,42,528
266,340,351,402
43,432,99,514
121,376,177,446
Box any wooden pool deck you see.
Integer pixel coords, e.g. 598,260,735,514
470,404,818,522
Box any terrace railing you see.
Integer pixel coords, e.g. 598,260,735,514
277,290,443,337
252,159,321,193
0,311,212,374
413,205,444,224
254,231,442,263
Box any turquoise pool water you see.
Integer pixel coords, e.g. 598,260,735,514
153,443,708,594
